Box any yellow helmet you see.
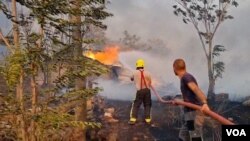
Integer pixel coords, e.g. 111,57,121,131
136,59,145,68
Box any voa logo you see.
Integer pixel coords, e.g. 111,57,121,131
226,129,246,136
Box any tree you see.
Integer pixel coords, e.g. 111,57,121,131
119,30,170,55
0,1,13,52
0,0,27,140
0,0,112,140
173,0,238,102
70,0,87,140
120,30,140,50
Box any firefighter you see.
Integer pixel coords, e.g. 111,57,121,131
129,59,152,125
173,59,210,141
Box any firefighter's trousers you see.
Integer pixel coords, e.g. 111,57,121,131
130,88,152,121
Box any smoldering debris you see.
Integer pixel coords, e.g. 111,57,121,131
86,95,250,141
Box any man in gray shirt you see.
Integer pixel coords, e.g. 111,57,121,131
173,59,210,141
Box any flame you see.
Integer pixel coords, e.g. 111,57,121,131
85,51,96,60
84,45,119,65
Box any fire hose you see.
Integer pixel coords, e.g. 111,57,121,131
150,86,235,125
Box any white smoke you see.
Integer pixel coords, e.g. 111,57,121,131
103,0,250,100
97,50,180,100
97,78,135,100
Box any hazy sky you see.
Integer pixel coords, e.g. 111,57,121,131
1,0,250,100
101,0,250,99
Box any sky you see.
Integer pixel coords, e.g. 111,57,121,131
100,0,250,100
1,0,250,100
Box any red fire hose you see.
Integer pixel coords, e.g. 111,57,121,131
150,86,235,125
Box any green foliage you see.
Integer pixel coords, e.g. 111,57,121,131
213,61,225,79
52,56,108,115
0,49,26,89
212,45,226,80
0,0,112,140
0,32,50,89
63,87,102,102
0,1,13,20
35,110,101,140
213,45,226,57
173,0,238,25
16,0,112,38
0,93,20,115
173,0,238,85
53,55,109,89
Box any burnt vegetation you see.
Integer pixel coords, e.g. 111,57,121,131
0,0,249,141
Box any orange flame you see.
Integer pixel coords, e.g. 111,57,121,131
84,51,96,60
84,45,119,65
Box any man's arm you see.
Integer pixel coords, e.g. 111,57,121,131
187,82,210,112
187,82,207,104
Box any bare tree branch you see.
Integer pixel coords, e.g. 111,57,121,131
0,29,13,52
179,1,209,58
211,3,229,40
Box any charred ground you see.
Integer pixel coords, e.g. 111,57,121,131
87,97,250,141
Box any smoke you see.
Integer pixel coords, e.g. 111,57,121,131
97,78,136,100
97,50,180,100
1,0,250,100
102,0,250,100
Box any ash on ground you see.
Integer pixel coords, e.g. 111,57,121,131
86,95,250,141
